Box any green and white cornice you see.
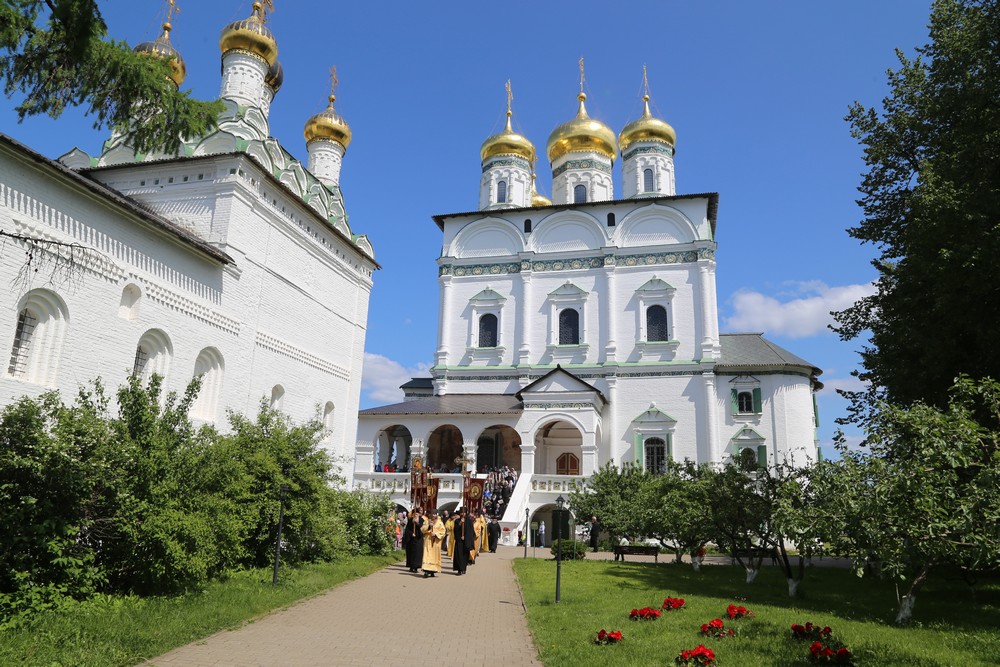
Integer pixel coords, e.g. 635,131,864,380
438,247,715,277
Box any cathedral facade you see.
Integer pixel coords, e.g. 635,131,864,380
0,4,375,464
354,78,822,540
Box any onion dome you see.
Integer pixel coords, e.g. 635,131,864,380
481,112,536,163
618,94,676,152
265,60,284,95
134,21,186,88
546,93,617,163
219,2,278,65
530,173,551,207
303,94,352,149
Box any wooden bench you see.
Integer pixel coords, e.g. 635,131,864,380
732,547,779,566
613,544,660,562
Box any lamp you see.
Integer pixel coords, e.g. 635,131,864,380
555,495,565,603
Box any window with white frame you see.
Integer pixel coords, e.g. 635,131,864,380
730,376,763,416
496,180,507,204
7,289,69,385
466,288,505,354
270,384,285,410
634,277,676,346
644,436,669,475
646,305,668,342
573,184,587,203
643,168,654,192
132,329,172,381
546,282,588,349
630,404,677,473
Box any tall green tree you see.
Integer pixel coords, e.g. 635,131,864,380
569,462,649,543
834,0,1000,416
642,460,714,569
0,0,222,154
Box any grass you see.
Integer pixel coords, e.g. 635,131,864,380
513,558,1000,666
0,552,400,667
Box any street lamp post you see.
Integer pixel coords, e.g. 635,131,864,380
555,495,565,603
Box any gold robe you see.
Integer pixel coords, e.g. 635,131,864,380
422,517,446,572
445,517,456,558
471,517,482,561
478,515,489,552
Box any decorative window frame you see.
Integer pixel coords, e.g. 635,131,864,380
133,329,172,382
191,347,225,422
6,288,69,387
634,276,678,357
466,287,506,361
630,403,677,472
729,375,763,418
545,282,589,358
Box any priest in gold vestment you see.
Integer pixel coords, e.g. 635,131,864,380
445,513,456,558
422,510,446,577
477,512,489,553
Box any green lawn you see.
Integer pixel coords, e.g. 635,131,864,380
0,553,400,667
513,559,999,666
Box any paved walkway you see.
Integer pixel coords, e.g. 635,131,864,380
150,547,542,667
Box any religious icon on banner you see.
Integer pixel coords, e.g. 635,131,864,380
426,478,439,513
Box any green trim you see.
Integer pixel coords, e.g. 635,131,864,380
752,387,763,413
756,445,767,468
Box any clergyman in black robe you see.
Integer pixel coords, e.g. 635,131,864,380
451,509,476,575
403,509,425,572
487,519,501,552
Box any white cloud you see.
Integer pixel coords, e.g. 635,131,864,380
724,281,877,339
361,352,431,404
817,375,868,397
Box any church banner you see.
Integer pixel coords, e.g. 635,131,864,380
425,478,439,513
464,478,485,515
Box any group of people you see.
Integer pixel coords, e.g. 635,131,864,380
400,507,502,578
481,466,518,520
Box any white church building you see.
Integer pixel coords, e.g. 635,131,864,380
353,79,822,541
0,4,376,463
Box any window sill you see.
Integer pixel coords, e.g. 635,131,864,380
546,343,589,352
466,345,505,358
636,339,680,350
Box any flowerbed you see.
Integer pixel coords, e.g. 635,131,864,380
726,603,753,620
675,644,716,665
662,596,686,611
792,622,833,641
809,641,853,665
594,629,623,645
629,606,661,620
699,618,734,639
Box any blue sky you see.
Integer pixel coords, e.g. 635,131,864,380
0,1,934,452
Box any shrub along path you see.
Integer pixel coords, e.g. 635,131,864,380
150,547,541,667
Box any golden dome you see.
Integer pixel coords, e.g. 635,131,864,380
134,22,186,88
265,60,284,94
546,93,617,163
219,2,278,65
304,95,352,149
530,173,551,207
618,95,676,152
481,113,535,163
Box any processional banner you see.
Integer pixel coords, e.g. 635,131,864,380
425,478,439,513
464,478,485,515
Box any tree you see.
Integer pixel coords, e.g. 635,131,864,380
0,0,222,154
569,462,649,544
833,0,1000,417
642,460,714,570
811,376,1000,624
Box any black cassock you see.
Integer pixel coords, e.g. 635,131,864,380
487,522,501,552
403,517,424,571
451,516,476,573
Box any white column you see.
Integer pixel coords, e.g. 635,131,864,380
219,51,268,110
605,376,618,460
520,442,536,475
436,272,453,369
697,261,716,360
703,372,720,463
581,435,599,476
603,266,617,362
705,259,721,357
517,267,532,366
307,140,346,188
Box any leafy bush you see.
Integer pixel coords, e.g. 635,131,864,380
551,539,588,560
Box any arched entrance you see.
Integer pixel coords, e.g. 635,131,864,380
426,424,463,472
375,425,412,470
529,504,577,548
475,424,521,472
534,420,583,475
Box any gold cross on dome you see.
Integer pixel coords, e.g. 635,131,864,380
505,79,513,115
165,0,179,23
642,64,650,99
578,56,586,93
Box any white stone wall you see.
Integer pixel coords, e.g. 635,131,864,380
550,152,614,204
0,143,373,479
622,143,676,198
479,161,530,209
219,51,269,115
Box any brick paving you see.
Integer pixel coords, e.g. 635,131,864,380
149,547,541,667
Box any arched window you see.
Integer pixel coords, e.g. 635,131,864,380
558,309,580,345
524,219,532,233
133,329,172,381
191,347,224,421
270,384,285,410
118,283,141,320
607,212,616,227
323,401,335,430
645,437,668,475
646,305,668,342
7,289,68,385
478,313,498,348
573,184,587,203
643,168,654,192
738,391,754,414
556,452,580,475
497,180,507,204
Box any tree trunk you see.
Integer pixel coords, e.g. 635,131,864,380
895,563,932,625
745,568,758,583
692,556,702,572
787,577,800,597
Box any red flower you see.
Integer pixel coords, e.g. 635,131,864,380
597,629,607,642
609,631,623,642
630,609,639,618
662,596,686,610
